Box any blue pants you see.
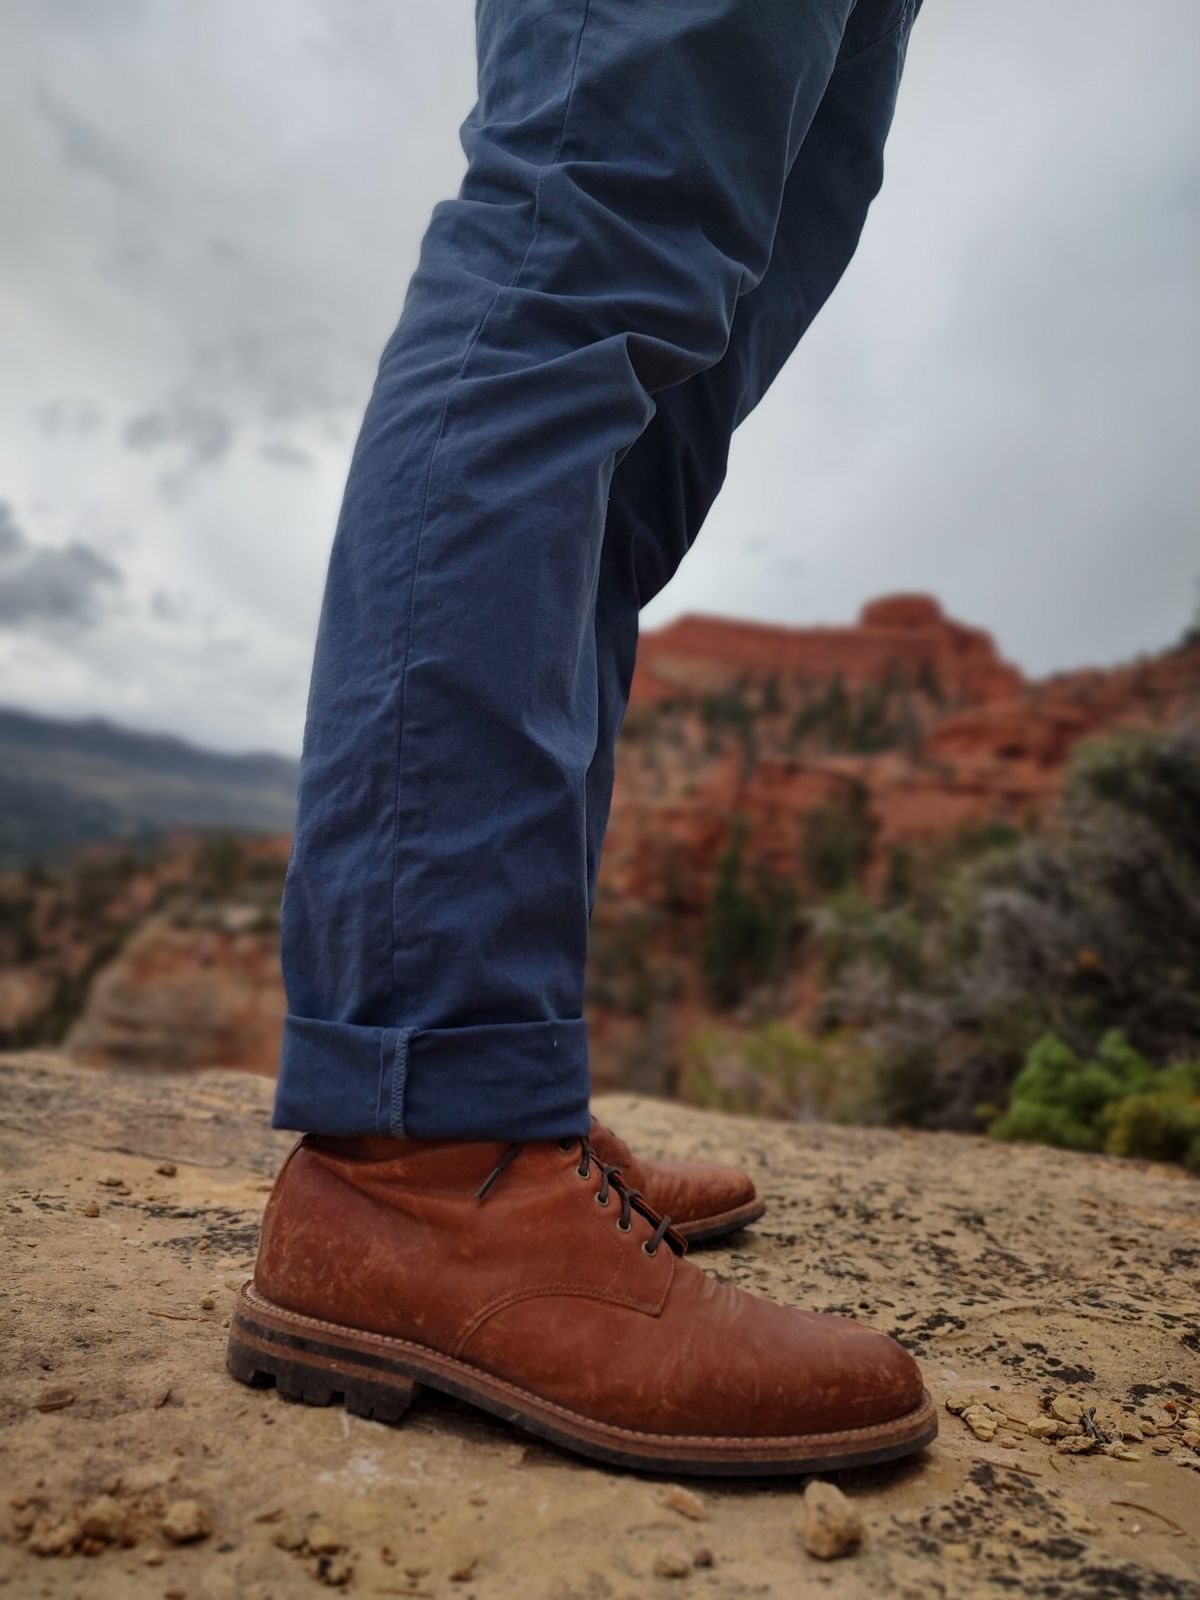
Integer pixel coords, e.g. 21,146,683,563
274,0,923,1141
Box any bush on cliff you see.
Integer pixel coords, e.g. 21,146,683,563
701,818,799,1008
682,1021,877,1122
823,724,1200,1139
990,1030,1200,1172
801,781,877,895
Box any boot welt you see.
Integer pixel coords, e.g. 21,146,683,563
673,1198,766,1247
227,1282,937,1476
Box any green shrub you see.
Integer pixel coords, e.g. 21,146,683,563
1105,1092,1200,1172
828,725,1200,1131
801,781,876,895
989,1030,1200,1173
816,888,926,989
989,1097,1098,1152
682,1021,877,1123
701,820,798,1009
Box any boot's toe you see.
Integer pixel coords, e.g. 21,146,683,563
801,1314,925,1431
653,1158,759,1226
704,1162,758,1214
669,1273,926,1440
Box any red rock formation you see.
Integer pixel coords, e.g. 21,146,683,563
65,913,285,1075
610,600,1199,906
630,593,1025,709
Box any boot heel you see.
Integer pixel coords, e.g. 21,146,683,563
226,1328,419,1425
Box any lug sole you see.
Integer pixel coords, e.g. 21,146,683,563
674,1199,766,1247
227,1282,937,1476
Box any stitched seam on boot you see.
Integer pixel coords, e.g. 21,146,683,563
452,1275,671,1357
242,1286,925,1448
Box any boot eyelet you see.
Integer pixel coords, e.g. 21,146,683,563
617,1218,631,1232
576,1164,588,1179
642,1241,657,1256
557,1138,575,1153
595,1191,609,1207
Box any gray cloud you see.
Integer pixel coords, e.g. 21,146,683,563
150,589,193,624
259,442,315,470
0,502,122,628
0,505,23,559
0,0,1197,752
124,401,234,469
35,399,105,437
35,81,155,198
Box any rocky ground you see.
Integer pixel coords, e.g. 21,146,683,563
2,1052,1198,1600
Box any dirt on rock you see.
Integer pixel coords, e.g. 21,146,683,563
1,1051,1198,1598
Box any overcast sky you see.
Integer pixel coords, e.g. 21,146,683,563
2,0,1198,753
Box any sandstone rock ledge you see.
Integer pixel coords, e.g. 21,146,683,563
1,1053,1198,1600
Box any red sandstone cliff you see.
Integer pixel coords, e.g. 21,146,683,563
630,594,1025,710
609,595,1199,905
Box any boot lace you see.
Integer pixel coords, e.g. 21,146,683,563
475,1138,685,1256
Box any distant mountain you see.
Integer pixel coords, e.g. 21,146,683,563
0,707,298,868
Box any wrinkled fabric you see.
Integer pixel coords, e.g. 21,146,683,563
274,0,924,1140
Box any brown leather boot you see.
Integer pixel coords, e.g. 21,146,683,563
229,1134,935,1475
588,1119,764,1246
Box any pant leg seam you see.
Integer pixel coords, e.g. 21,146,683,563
835,2,914,70
386,0,595,1034
389,1028,412,1136
386,290,500,1034
550,0,592,167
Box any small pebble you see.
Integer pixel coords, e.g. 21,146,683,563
79,1495,125,1541
653,1542,692,1578
960,1403,1006,1442
32,1388,76,1413
161,1500,212,1544
82,1201,100,1218
1056,1435,1097,1456
27,1514,82,1556
156,1162,178,1177
312,1551,354,1586
1028,1417,1061,1439
802,1481,863,1560
307,1524,344,1554
662,1485,708,1522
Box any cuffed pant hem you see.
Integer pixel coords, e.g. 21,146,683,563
272,1013,591,1141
